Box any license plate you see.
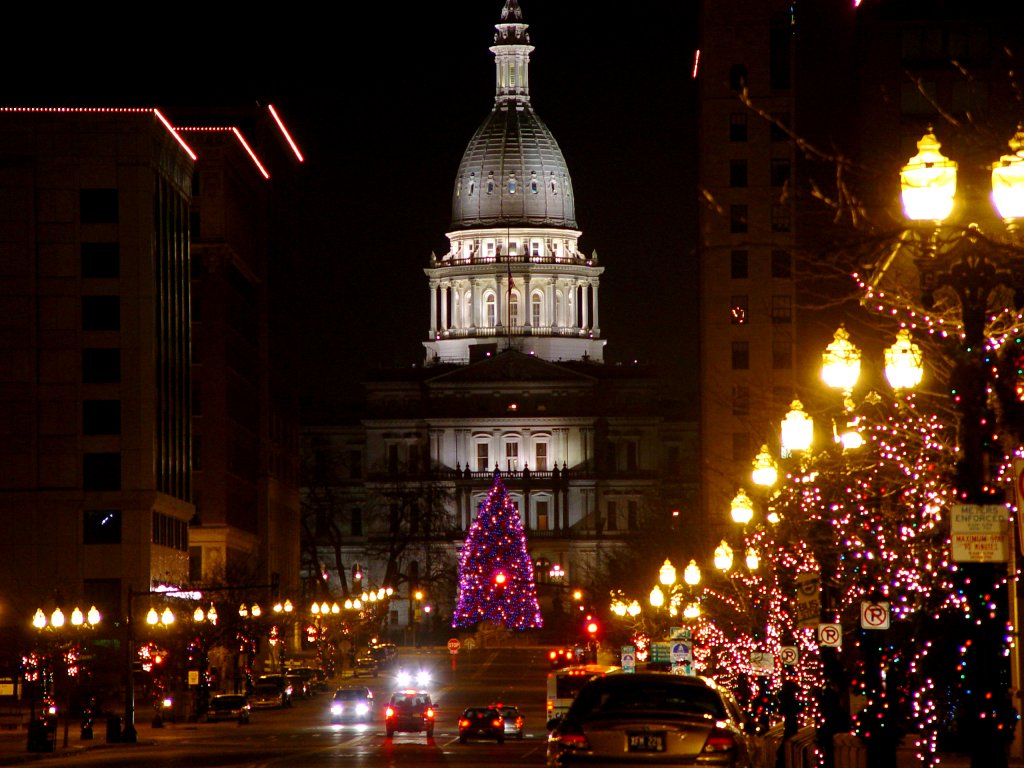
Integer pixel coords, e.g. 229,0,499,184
627,732,666,752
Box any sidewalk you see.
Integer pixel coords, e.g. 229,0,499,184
0,714,184,766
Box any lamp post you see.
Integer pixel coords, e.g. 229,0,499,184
897,127,1024,768
29,605,101,750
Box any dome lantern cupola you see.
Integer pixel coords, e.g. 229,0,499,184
491,0,533,109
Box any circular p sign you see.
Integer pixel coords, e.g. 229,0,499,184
818,623,842,648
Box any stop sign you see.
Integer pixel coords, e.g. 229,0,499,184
447,638,461,653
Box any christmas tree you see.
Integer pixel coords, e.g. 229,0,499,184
452,472,543,630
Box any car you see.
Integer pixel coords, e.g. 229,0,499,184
492,703,524,739
459,706,505,743
546,672,753,767
385,690,435,739
290,665,329,693
353,653,378,677
256,674,293,706
206,693,251,723
249,682,288,709
286,673,312,698
370,641,397,667
331,686,374,723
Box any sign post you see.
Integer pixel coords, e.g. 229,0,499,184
447,638,461,671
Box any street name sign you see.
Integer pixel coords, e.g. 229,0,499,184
651,642,671,663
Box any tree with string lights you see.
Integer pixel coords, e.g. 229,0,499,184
451,472,543,631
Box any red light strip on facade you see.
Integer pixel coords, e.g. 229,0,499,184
267,104,304,162
232,128,270,179
154,109,198,161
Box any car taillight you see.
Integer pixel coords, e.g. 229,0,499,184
553,725,589,750
426,707,435,719
385,706,395,718
492,719,502,728
459,718,470,728
703,725,737,753
516,717,523,727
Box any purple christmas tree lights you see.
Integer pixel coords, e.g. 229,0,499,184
452,472,543,630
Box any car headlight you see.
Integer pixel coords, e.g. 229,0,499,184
331,704,342,716
416,670,431,686
396,670,411,687
355,703,369,715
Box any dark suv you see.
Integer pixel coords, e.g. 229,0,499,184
385,690,435,739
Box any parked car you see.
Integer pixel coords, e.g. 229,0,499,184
256,675,293,706
492,703,524,739
370,642,397,667
385,690,435,739
249,683,288,709
206,693,251,723
458,706,505,744
330,685,374,723
547,673,752,767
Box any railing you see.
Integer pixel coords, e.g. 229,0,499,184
430,253,594,268
432,326,597,340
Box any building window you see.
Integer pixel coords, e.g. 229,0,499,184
351,507,363,537
625,441,638,472
732,341,749,370
80,189,118,224
607,500,618,531
770,112,790,142
509,294,520,326
627,500,639,531
771,249,792,278
536,500,549,531
387,444,399,474
82,349,120,383
772,341,793,369
728,64,747,92
732,432,751,462
730,205,748,234
81,243,119,278
535,441,548,471
83,400,120,435
152,511,187,551
730,296,748,324
476,442,490,472
504,440,520,471
771,158,791,188
769,20,791,90
729,113,747,142
729,160,748,188
82,296,120,331
772,295,793,324
771,204,791,232
83,510,121,545
531,292,543,326
730,250,748,279
83,452,120,491
485,293,497,326
732,385,750,416
193,436,202,471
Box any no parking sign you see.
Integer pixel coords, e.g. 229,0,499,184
860,601,890,630
818,623,842,648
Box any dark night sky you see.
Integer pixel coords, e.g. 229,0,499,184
4,2,700,407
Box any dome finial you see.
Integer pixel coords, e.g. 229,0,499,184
500,0,523,22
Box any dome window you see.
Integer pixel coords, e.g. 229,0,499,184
487,172,495,195
455,176,461,197
508,174,517,194
468,173,476,196
549,172,558,195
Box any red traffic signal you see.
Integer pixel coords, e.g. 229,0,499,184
585,620,600,636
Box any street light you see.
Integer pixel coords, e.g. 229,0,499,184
780,400,814,456
897,126,1024,768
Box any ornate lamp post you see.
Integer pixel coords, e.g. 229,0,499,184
897,127,1024,768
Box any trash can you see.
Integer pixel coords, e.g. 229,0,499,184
105,715,122,743
27,718,55,753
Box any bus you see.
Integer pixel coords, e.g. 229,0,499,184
545,664,620,723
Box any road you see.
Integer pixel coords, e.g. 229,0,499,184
0,646,553,767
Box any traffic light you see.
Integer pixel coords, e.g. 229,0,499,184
584,615,600,638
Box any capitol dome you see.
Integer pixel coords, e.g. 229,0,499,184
449,0,577,230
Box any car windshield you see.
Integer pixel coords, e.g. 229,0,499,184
572,678,726,720
253,684,279,695
336,690,366,701
500,707,518,718
465,708,497,718
393,695,429,708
